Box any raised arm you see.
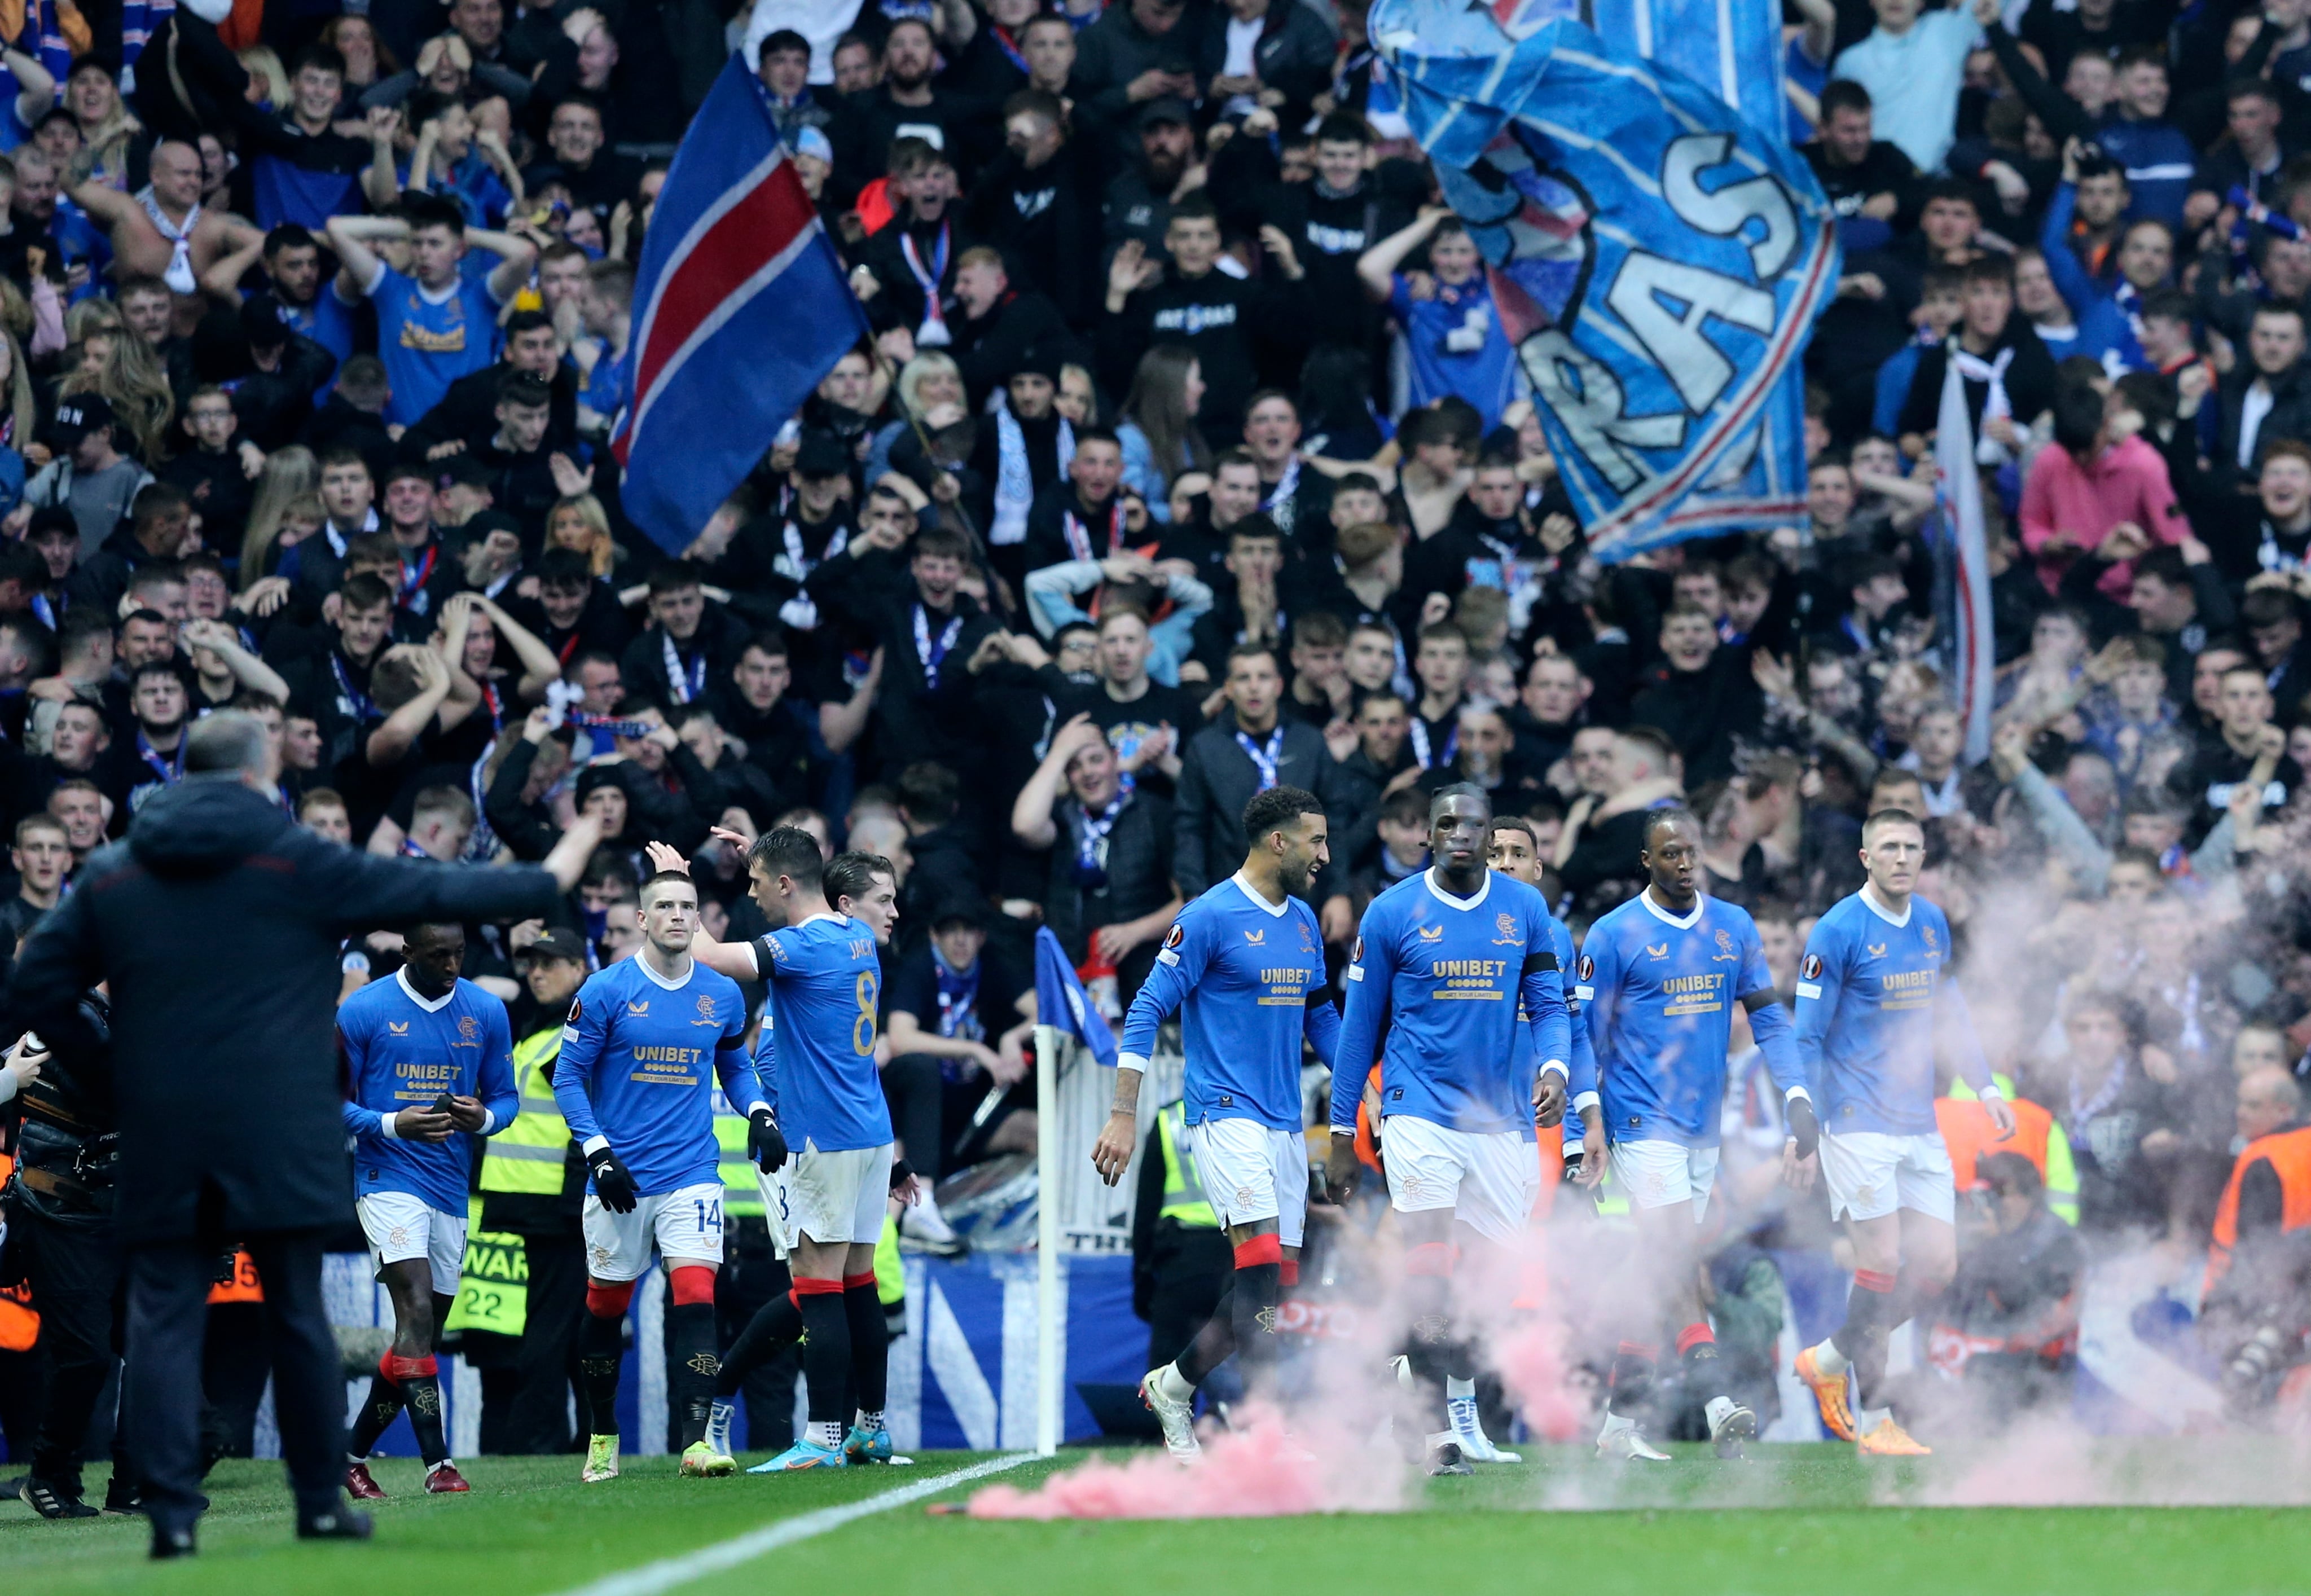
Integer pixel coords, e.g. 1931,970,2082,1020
473,592,564,701
1012,713,1100,849
467,225,542,304
1357,206,1447,302
324,213,408,297
641,836,763,981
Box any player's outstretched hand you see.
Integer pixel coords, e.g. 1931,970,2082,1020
588,1145,639,1212
1532,1069,1566,1128
1090,1109,1135,1186
1785,1093,1820,1160
1323,1133,1361,1202
748,1107,788,1173
1575,1136,1609,1190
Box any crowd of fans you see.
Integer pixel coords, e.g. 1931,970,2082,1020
0,0,2298,1449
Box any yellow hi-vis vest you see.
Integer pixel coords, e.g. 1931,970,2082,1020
479,1027,573,1196
714,1103,767,1219
443,1197,529,1337
876,1213,903,1305
1157,1102,1219,1229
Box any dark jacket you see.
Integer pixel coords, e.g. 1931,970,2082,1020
1194,0,1335,124
1171,714,1356,896
8,777,560,1245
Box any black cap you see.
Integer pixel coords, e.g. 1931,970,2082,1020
519,927,590,965
930,897,988,931
441,454,495,489
1140,95,1192,128
49,394,112,447
1010,344,1062,384
240,292,290,349
25,505,77,545
794,430,851,480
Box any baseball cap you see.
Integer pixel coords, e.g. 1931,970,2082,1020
520,927,590,965
793,125,834,165
930,897,988,931
794,430,851,480
1140,96,1192,129
49,394,112,447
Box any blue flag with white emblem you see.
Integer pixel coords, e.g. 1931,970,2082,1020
1370,1,1836,562
1033,927,1118,1069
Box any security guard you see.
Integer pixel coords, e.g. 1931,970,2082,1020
1129,1097,1231,1371
1,995,137,1517
474,930,590,1456
1940,1075,2080,1226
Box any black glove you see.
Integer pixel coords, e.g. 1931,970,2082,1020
588,1144,639,1213
1786,1093,1820,1160
890,1157,915,1191
748,1108,788,1173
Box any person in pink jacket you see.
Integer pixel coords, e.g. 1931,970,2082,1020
2019,382,2193,599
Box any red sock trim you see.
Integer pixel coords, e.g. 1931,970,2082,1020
1233,1233,1284,1270
792,1276,845,1296
669,1265,717,1307
586,1281,635,1318
842,1271,878,1291
1279,1260,1299,1287
379,1349,437,1383
1676,1323,1715,1356
1405,1241,1457,1278
1853,1268,1897,1294
1616,1340,1659,1360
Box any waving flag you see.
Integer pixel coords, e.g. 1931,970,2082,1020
1932,353,1995,766
1033,927,1117,1069
1371,2,1836,562
612,56,866,553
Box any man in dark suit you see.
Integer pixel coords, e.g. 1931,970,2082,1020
10,713,565,1558
1172,640,1361,900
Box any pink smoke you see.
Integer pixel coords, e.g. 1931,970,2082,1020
965,1404,1405,1520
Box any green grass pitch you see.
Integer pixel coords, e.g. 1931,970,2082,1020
4,1444,2306,1596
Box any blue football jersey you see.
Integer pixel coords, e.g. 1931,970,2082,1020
1579,890,1782,1149
1513,913,1597,1114
1119,873,1339,1131
340,969,516,1215
364,262,505,425
552,955,758,1195
1795,889,1990,1136
1330,869,1571,1138
752,914,893,1153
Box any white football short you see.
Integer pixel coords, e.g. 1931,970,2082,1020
1611,1139,1721,1218
357,1191,467,1291
786,1140,895,1247
757,1165,796,1260
1379,1114,1539,1245
1189,1116,1308,1246
582,1181,726,1281
1818,1130,1956,1224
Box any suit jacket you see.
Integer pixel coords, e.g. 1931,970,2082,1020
10,777,560,1245
1172,715,1357,897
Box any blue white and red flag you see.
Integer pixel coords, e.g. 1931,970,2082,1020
612,56,866,553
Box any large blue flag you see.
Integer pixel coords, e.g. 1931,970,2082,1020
612,56,867,553
1372,2,1836,562
1033,927,1118,1069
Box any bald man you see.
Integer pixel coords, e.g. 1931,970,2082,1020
66,138,260,293
2205,1066,2311,1412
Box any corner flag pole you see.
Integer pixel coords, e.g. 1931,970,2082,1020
1033,1023,1061,1457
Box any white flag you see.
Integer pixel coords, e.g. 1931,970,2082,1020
1935,351,1995,766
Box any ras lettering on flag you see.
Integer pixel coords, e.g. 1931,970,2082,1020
612,56,867,553
1370,2,1837,561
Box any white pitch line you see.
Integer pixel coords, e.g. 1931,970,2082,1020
551,1453,1039,1596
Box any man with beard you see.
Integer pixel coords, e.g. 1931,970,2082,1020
101,665,191,821
835,19,995,205
1090,784,1338,1454
1102,98,1198,258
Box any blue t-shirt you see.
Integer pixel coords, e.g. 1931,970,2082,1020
360,260,506,426
1119,873,1339,1132
751,914,893,1153
1389,271,1519,430
1794,889,1989,1136
1578,890,1781,1149
1330,869,1572,1138
340,969,517,1215
253,152,364,234
552,955,758,1195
